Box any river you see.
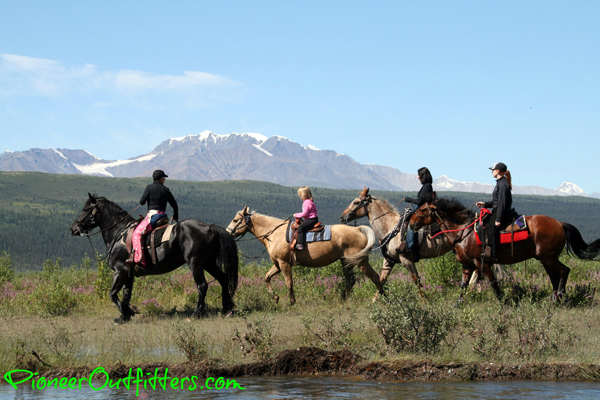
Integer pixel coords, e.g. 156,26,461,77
1,376,600,399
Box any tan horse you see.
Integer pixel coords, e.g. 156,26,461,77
226,206,383,305
340,188,453,287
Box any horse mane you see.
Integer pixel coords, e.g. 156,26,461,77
434,197,474,224
372,197,400,216
92,196,134,221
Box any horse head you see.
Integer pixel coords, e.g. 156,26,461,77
340,187,372,224
70,193,101,236
226,206,252,237
409,202,438,231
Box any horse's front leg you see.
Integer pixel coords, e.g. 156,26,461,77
109,271,130,324
480,261,503,301
120,275,138,319
356,258,383,301
457,267,474,304
265,264,281,304
379,258,395,286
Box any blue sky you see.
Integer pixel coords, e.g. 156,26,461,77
1,1,599,192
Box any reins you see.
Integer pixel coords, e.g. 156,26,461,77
429,207,489,240
233,214,291,259
80,203,142,262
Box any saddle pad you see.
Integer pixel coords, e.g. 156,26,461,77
474,217,530,246
286,221,332,243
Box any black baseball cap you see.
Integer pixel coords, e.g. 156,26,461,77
152,170,168,180
489,162,507,172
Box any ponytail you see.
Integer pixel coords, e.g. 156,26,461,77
500,170,512,190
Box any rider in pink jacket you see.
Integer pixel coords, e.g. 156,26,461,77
294,186,318,251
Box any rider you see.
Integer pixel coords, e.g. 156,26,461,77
126,169,179,270
402,167,434,262
293,186,318,251
475,162,513,263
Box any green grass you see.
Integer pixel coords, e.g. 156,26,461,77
2,252,600,374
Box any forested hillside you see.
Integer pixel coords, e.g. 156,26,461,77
1,171,600,270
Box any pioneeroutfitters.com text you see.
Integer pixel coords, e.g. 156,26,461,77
4,367,246,397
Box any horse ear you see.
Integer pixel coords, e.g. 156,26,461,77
361,187,370,196
242,206,249,215
88,193,97,204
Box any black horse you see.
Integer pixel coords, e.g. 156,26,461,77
70,194,238,323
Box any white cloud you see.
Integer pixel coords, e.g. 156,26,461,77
0,53,239,98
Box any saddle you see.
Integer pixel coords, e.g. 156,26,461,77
124,218,175,266
287,218,326,250
474,213,529,246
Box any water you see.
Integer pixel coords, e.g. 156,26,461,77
1,376,599,399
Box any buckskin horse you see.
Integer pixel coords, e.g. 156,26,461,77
226,206,383,305
70,194,239,323
340,188,453,288
409,196,600,300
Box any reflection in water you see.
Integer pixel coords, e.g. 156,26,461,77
1,376,600,399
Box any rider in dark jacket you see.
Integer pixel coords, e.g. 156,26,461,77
402,167,434,262
476,162,513,263
127,170,179,271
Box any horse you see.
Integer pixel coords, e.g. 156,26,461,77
339,187,453,288
409,196,600,300
226,206,383,305
70,194,239,323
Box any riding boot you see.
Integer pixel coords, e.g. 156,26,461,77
412,241,420,263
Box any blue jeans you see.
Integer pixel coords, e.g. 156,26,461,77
406,228,415,251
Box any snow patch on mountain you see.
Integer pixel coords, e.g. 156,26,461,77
74,154,157,176
253,144,273,157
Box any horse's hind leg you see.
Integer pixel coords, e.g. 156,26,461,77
190,266,209,317
341,261,356,301
203,260,235,315
265,264,281,303
541,258,570,300
278,261,296,306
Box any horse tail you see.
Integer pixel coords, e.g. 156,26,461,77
344,225,376,266
563,223,600,260
212,224,239,298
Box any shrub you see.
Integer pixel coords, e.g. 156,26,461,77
173,322,208,362
370,283,458,354
301,309,361,351
94,259,113,298
232,315,276,362
0,252,14,285
31,280,78,317
422,252,462,287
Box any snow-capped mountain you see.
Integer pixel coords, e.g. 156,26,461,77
0,131,594,197
555,182,586,196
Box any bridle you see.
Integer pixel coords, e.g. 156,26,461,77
227,213,253,237
343,195,372,224
73,199,141,262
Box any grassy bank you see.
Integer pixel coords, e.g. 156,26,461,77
1,251,600,377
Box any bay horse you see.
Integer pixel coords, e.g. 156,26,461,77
70,194,239,323
226,206,383,305
409,197,600,300
340,188,453,288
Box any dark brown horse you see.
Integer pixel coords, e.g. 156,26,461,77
409,197,600,300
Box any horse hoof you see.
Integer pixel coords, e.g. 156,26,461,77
274,295,280,304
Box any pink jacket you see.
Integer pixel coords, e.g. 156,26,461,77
294,199,318,219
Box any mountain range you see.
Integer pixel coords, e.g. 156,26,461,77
1,130,598,197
